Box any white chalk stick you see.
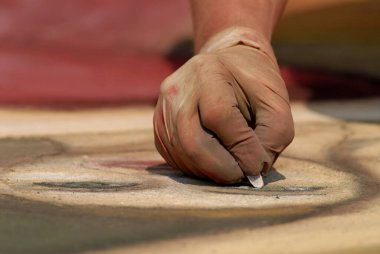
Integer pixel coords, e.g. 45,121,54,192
247,175,264,189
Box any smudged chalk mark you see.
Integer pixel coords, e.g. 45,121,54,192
202,185,326,196
33,181,143,192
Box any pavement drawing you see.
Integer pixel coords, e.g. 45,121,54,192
0,98,379,254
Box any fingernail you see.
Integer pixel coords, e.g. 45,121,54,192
247,175,264,189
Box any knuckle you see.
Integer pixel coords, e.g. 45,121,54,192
160,79,173,96
273,116,295,147
280,123,295,146
201,104,231,129
274,105,294,137
261,106,295,151
160,74,180,98
286,121,295,144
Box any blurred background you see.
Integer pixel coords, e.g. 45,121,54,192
0,0,379,105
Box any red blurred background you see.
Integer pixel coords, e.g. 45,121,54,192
0,0,379,106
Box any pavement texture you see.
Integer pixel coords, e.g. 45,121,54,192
0,98,379,254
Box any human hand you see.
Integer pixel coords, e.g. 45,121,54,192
153,30,294,184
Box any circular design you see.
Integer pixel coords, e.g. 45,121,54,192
0,151,359,209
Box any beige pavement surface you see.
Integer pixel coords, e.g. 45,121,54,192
0,98,379,253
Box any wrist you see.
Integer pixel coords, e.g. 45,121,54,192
199,26,277,65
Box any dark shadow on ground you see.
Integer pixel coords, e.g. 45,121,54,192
146,164,286,187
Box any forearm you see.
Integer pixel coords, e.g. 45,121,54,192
190,0,287,52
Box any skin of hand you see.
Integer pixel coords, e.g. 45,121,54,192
153,28,294,184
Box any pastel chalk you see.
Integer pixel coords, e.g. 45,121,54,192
247,175,264,189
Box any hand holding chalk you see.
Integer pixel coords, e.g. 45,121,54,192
153,27,294,184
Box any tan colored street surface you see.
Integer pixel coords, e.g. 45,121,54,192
1,98,379,254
